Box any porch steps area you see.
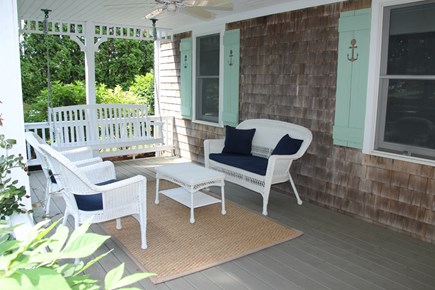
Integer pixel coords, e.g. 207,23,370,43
28,156,435,290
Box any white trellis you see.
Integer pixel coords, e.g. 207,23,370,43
20,18,172,40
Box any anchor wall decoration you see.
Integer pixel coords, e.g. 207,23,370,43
228,49,234,66
183,54,188,69
347,39,359,62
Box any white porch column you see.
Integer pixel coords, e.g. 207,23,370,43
0,0,33,237
84,21,97,105
71,21,107,105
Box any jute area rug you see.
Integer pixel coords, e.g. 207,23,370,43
101,180,303,284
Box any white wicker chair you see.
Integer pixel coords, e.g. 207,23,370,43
39,144,147,249
25,131,102,215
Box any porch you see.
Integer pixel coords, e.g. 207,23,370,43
28,156,435,290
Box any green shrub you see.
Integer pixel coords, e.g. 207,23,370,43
96,84,145,106
24,73,155,123
24,81,86,122
129,73,154,115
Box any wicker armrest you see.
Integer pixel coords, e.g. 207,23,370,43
95,175,147,192
95,175,147,205
204,139,224,167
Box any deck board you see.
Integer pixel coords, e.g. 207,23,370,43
199,267,250,290
183,273,223,290
27,157,435,290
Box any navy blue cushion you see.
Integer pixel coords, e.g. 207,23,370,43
222,126,256,156
95,179,119,186
74,179,118,211
50,175,57,184
209,153,268,176
272,134,303,155
48,170,57,184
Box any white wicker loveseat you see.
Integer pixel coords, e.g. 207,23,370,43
204,119,312,216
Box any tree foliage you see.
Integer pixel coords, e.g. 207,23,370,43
20,34,154,104
96,39,153,89
20,34,85,104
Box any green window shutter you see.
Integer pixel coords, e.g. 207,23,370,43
180,38,192,119
333,8,371,149
222,29,240,127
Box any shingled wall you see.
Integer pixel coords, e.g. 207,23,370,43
158,0,435,243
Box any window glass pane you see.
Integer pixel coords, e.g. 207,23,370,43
195,33,220,123
196,78,219,122
384,79,435,150
387,3,435,75
197,34,220,76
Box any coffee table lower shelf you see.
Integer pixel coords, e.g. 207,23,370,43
160,187,221,208
159,187,225,223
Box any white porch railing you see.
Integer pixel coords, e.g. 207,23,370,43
25,113,174,164
24,121,50,166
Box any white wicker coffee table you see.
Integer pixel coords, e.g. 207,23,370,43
155,163,226,223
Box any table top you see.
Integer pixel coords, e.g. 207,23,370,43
155,162,225,185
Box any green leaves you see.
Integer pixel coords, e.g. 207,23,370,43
104,263,155,290
62,232,109,260
0,219,152,289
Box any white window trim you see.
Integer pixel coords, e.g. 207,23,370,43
192,24,225,128
363,0,435,166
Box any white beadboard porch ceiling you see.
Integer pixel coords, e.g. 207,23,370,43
17,0,346,34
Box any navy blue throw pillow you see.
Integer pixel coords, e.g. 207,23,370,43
222,125,256,156
73,179,118,211
74,193,103,211
272,134,303,155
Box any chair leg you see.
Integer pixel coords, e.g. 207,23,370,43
262,197,268,216
288,173,303,205
261,187,271,216
116,218,122,229
45,180,52,216
140,205,147,249
62,209,69,226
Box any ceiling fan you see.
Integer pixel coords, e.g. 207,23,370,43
145,0,233,20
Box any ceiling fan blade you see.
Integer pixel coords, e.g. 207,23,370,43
146,7,166,19
182,6,216,19
184,0,233,11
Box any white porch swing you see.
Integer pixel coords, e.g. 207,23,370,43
31,12,174,158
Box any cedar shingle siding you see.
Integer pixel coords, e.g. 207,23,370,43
159,0,435,244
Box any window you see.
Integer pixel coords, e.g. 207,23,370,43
195,33,220,123
375,0,435,159
179,29,239,126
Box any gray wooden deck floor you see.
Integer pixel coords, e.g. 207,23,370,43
28,156,435,290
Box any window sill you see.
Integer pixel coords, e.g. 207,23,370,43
193,119,223,128
365,149,435,167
